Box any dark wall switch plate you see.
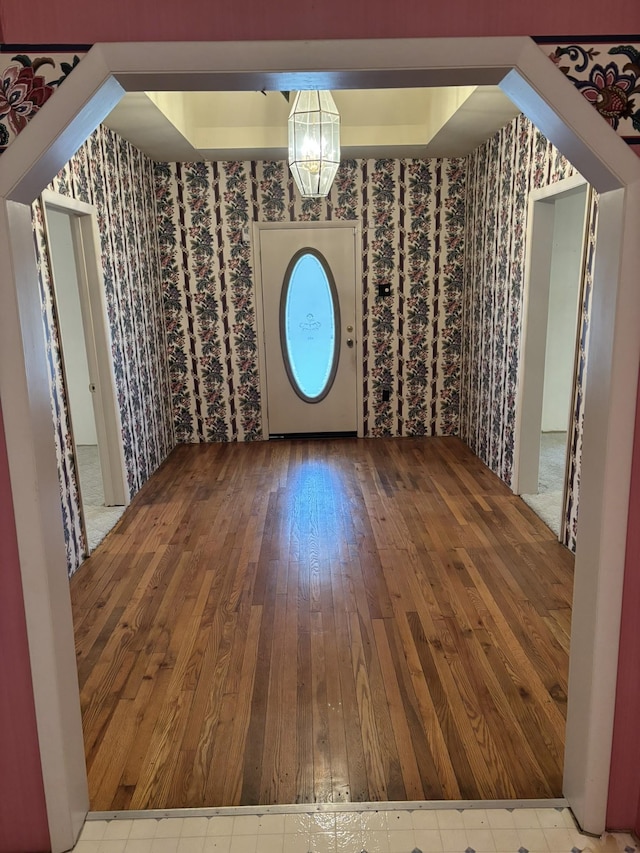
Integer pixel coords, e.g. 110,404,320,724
382,389,391,402
377,283,391,298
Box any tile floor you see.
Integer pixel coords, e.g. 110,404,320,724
71,807,638,853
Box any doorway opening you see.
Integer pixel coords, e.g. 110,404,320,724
514,177,590,542
67,136,570,809
41,191,130,555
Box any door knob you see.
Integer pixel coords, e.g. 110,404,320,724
346,338,354,348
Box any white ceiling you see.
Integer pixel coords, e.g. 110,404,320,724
104,85,521,163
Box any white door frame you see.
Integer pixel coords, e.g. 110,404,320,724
41,190,130,511
0,39,639,849
254,220,364,439
512,174,588,513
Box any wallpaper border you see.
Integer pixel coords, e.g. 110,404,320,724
2,39,640,158
537,40,640,145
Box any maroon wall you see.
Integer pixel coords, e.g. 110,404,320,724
0,0,637,43
0,403,50,853
607,367,640,833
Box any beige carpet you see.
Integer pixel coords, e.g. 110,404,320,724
76,444,126,552
521,431,567,538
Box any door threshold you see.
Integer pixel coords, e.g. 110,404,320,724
87,798,569,820
269,431,358,440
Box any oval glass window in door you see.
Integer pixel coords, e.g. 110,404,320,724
280,248,341,402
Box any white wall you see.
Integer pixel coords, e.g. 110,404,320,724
47,208,98,445
542,188,587,432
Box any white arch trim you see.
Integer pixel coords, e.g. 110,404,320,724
0,38,638,852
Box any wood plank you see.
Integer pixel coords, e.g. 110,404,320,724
310,611,332,802
295,592,314,803
221,603,264,804
372,619,424,799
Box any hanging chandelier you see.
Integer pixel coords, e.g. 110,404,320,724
287,90,340,198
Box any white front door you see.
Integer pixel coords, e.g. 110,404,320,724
258,225,360,437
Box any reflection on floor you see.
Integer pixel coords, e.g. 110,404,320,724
521,433,567,538
71,806,638,853
77,444,126,552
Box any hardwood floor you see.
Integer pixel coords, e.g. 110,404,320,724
70,437,573,810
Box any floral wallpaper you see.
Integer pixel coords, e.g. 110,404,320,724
0,51,83,153
537,40,640,149
563,188,598,553
33,124,175,576
461,113,596,550
155,158,465,442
